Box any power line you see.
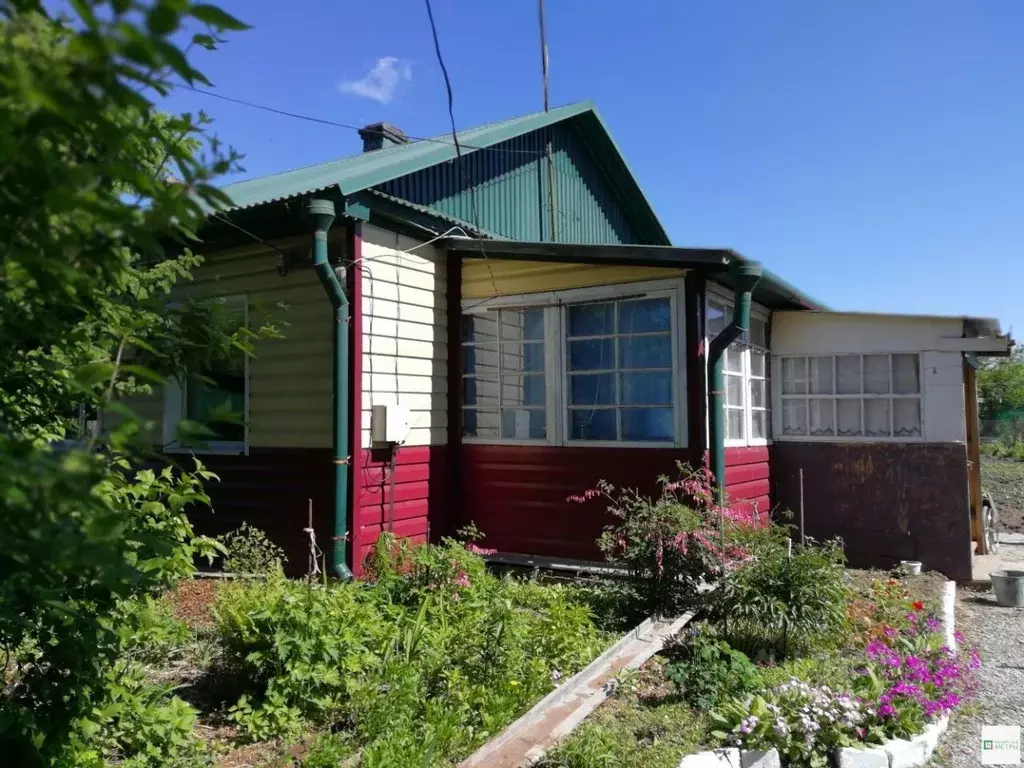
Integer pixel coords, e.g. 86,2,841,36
181,85,543,157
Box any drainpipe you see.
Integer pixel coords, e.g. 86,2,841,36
707,262,762,505
307,198,353,580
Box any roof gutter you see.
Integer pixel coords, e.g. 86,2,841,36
307,198,353,580
707,261,763,504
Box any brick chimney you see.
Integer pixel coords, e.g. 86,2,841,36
358,122,409,152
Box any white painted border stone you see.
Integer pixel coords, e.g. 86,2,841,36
678,748,740,768
942,580,957,650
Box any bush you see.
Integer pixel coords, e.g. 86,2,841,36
213,539,608,763
218,522,287,577
585,464,765,620
664,626,761,709
710,539,848,659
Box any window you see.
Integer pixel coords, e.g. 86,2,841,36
778,353,922,439
164,295,249,453
461,308,547,440
706,296,770,445
460,281,682,446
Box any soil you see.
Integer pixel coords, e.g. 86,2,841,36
168,577,219,629
981,457,1024,533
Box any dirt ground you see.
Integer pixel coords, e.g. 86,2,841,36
981,457,1024,533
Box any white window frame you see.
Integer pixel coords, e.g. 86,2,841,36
163,294,250,455
772,352,924,442
461,279,688,448
705,287,771,449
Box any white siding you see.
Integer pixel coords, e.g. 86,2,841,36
771,311,966,443
360,223,447,449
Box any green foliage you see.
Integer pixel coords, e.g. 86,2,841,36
219,522,287,576
981,439,1024,460
709,539,849,659
301,732,355,767
117,594,193,665
977,344,1024,420
664,627,761,709
213,541,608,764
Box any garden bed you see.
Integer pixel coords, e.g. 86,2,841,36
538,568,977,768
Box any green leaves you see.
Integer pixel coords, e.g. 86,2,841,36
190,3,251,31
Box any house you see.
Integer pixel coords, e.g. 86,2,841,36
147,101,1011,583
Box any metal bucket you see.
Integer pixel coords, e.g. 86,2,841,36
991,570,1024,608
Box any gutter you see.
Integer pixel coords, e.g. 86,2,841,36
707,262,762,504
307,198,353,579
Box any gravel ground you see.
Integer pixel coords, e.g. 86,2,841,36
933,534,1024,767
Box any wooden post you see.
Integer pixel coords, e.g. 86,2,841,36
964,358,985,554
798,468,806,546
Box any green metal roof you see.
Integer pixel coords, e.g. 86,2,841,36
216,101,670,244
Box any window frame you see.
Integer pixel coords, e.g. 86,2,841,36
772,352,925,442
461,279,688,448
705,286,771,449
163,294,250,455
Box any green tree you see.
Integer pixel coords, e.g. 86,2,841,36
977,344,1024,421
0,1,260,764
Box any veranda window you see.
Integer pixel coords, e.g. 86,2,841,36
706,297,770,445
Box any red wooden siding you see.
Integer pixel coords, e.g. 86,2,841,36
723,446,771,520
460,445,701,559
354,445,449,568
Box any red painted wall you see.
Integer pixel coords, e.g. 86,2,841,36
723,446,772,521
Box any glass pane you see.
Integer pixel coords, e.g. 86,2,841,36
501,375,545,407
186,375,245,441
864,355,890,394
622,408,673,442
726,375,744,406
501,409,546,439
865,399,890,437
499,308,544,341
782,399,807,435
749,318,768,348
725,344,743,373
808,356,834,395
749,378,766,408
809,400,834,436
464,345,498,376
893,354,920,395
463,408,499,438
568,302,614,336
621,371,672,405
750,350,766,378
619,335,671,368
751,410,767,440
568,338,614,371
462,313,497,344
570,408,617,440
569,373,616,405
727,408,745,440
618,297,671,333
524,343,544,372
463,376,498,407
836,355,861,394
782,357,808,395
707,301,727,336
837,399,862,436
894,399,921,437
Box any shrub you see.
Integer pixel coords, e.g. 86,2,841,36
664,626,761,709
583,464,763,620
710,539,848,659
219,522,287,577
117,594,193,665
302,732,355,767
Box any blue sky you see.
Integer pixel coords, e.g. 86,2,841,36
161,0,1024,334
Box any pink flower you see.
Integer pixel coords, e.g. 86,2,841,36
454,571,471,589
466,543,497,556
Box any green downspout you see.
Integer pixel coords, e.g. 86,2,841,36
307,198,353,580
707,262,763,505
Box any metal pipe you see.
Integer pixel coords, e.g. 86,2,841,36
307,198,352,580
707,262,762,505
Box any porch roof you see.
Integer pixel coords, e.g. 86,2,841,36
442,238,826,311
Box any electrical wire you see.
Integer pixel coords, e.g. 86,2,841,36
181,85,544,157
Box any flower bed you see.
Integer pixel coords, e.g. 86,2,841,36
540,570,978,768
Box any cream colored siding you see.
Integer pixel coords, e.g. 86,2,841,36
130,234,342,449
463,258,686,299
360,223,447,449
770,311,966,443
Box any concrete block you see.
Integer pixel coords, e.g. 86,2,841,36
678,748,741,768
833,745,889,768
740,748,780,768
914,721,945,762
884,736,930,768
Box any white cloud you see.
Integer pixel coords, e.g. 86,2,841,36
338,57,412,104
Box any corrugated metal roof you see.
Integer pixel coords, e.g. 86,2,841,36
218,101,598,212
356,188,505,239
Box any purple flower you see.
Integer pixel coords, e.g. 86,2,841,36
906,611,919,623
879,703,896,718
924,616,943,633
739,715,759,735
954,630,965,644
